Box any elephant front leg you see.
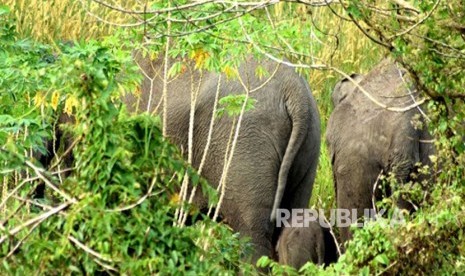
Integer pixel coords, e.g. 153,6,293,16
335,161,380,249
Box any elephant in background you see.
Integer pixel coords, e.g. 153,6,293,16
124,53,321,263
326,58,435,246
276,215,339,268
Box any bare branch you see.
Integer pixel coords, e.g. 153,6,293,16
372,170,383,218
89,0,278,16
49,136,81,171
24,160,75,202
0,176,40,211
391,0,420,14
332,66,427,112
376,261,398,275
317,198,342,258
396,63,431,122
363,6,416,23
288,0,336,6
68,235,118,272
5,219,42,258
387,0,440,40
78,0,147,27
347,13,392,48
0,201,72,244
12,195,53,210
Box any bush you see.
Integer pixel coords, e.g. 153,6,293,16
0,9,253,274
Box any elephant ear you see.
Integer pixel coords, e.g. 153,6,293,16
331,73,364,106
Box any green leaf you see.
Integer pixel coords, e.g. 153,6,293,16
374,254,390,265
168,61,183,78
347,3,363,19
255,65,269,79
438,119,447,133
217,94,257,117
255,256,271,267
360,266,370,276
0,5,10,16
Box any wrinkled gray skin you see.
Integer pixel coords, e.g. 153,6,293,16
277,222,325,268
276,218,339,268
124,54,321,263
326,59,434,247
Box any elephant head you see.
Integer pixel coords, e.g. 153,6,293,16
331,73,364,106
276,215,339,268
277,222,325,268
326,58,435,247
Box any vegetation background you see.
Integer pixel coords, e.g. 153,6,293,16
4,0,387,206
0,0,464,275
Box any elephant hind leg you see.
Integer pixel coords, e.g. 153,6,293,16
238,227,274,266
223,204,275,265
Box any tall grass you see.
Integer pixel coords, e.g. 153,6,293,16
3,0,384,209
4,0,138,43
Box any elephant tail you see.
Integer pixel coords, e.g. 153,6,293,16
270,86,313,223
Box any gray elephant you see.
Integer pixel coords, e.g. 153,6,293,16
124,54,321,263
276,216,339,268
326,59,434,246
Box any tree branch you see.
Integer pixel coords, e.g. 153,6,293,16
68,235,118,272
0,201,72,244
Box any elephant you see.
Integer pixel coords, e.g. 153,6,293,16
123,53,321,263
276,215,339,268
326,58,434,246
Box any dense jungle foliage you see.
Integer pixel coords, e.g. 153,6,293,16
0,0,464,274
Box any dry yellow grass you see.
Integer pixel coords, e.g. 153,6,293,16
4,1,382,72
4,0,140,42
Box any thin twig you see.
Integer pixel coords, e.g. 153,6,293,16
387,0,440,40
49,136,81,171
395,63,431,122
0,176,40,211
372,170,384,219
24,161,75,203
68,235,118,272
106,174,161,212
376,260,398,275
5,219,43,258
180,72,217,226
325,217,342,258
0,201,72,244
12,195,53,210
317,198,342,258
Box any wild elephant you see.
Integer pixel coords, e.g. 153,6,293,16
124,54,321,262
326,59,434,246
276,215,339,268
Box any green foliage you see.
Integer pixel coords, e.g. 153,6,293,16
0,11,56,173
216,95,257,118
334,221,397,275
1,0,465,274
0,12,252,274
